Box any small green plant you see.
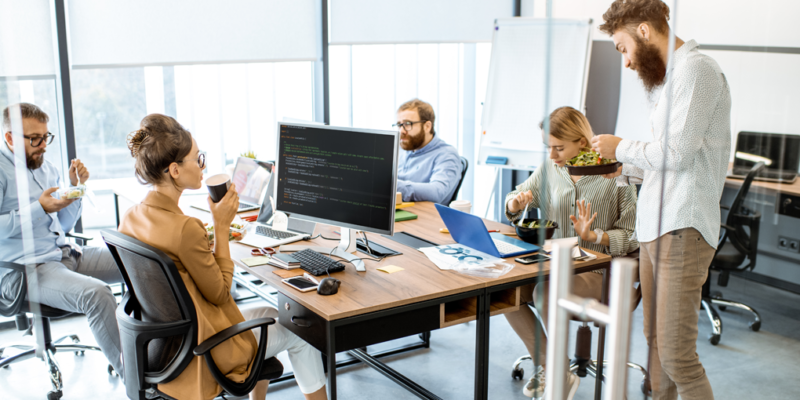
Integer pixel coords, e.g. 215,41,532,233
240,150,257,159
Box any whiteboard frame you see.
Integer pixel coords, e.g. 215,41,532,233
478,18,594,171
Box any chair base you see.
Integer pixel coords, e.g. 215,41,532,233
0,332,109,398
511,355,649,394
700,294,761,346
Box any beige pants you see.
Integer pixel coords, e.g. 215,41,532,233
504,272,604,366
640,228,715,400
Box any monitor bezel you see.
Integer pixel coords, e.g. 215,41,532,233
273,121,399,236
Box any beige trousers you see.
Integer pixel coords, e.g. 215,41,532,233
640,228,715,400
504,272,604,366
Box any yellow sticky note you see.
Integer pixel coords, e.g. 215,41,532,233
241,257,271,267
377,265,404,274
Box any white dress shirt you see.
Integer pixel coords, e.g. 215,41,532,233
616,39,731,248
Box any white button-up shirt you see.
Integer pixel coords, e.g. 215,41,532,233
616,39,731,249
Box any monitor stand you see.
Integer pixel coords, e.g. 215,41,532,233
280,227,366,272
330,228,365,272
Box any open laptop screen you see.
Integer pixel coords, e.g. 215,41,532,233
733,132,800,173
231,157,272,204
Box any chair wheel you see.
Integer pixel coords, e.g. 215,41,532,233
749,321,761,332
512,368,524,380
75,350,85,356
709,334,720,345
108,364,117,377
47,390,63,400
717,305,727,311
70,335,80,343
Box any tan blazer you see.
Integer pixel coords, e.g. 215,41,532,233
118,191,256,400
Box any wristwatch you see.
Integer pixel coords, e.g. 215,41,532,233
593,228,604,244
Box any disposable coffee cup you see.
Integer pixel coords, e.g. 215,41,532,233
450,200,472,214
206,174,231,203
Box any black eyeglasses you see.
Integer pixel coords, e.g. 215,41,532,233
392,121,424,132
164,151,206,173
21,133,55,147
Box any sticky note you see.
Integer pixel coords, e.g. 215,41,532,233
241,257,271,267
377,265,404,274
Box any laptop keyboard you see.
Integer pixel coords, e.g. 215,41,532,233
493,239,525,255
238,201,257,210
255,226,298,240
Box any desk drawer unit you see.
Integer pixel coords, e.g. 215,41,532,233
278,293,441,354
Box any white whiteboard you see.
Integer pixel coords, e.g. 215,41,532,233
480,18,593,169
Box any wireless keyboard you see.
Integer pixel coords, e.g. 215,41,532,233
291,249,346,276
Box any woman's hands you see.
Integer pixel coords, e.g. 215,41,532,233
208,183,239,238
508,190,533,214
569,199,598,242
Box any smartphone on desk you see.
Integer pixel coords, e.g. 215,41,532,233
282,274,319,292
515,253,551,264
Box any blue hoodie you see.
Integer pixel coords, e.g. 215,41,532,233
397,135,462,204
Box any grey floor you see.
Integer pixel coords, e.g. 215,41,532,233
2,271,800,400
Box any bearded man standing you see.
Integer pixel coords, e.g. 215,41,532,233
591,1,731,399
393,99,462,204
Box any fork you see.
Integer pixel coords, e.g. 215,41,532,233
517,205,529,227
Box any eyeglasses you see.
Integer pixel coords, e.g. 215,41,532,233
164,151,206,173
251,247,277,256
21,133,55,147
392,121,424,132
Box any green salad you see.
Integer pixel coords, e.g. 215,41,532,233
567,148,616,167
523,220,555,229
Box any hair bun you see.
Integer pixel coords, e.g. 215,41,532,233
127,129,149,158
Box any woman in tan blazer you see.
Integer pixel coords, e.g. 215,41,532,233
118,114,327,400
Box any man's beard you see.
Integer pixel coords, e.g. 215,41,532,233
27,150,45,170
633,37,667,94
400,131,426,151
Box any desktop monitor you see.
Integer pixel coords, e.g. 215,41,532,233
274,122,399,269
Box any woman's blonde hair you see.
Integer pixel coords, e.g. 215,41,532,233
540,106,593,146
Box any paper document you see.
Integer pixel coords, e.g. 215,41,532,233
419,244,503,270
541,237,597,261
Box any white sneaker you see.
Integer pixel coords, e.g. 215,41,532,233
566,371,580,400
522,366,580,400
523,365,546,398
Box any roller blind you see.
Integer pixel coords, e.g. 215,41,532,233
330,0,515,45
68,0,319,69
0,0,56,78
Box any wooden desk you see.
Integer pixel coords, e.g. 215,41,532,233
191,200,612,400
726,174,800,197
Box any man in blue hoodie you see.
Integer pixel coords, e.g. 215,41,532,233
393,99,462,204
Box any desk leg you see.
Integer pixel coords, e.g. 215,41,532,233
326,322,337,400
475,290,490,400
594,268,610,400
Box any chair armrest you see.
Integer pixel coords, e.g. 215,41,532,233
0,261,25,272
0,261,27,317
66,232,93,246
194,317,276,356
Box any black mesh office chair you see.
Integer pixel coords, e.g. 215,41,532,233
0,234,112,400
702,162,765,345
448,156,469,205
101,230,283,400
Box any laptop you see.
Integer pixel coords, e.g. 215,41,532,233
729,132,800,183
238,167,315,248
434,203,538,258
195,158,272,213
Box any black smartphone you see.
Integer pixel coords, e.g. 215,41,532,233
515,253,551,264
282,277,319,292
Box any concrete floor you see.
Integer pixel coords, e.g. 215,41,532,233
2,271,800,399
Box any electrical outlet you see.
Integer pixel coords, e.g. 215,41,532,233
778,236,790,251
790,240,800,253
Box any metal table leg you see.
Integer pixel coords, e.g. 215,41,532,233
475,289,490,400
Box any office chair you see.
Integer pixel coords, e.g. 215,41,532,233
511,253,649,395
449,156,469,205
0,233,113,400
101,230,283,400
702,162,765,345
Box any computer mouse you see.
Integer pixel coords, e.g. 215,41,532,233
317,277,341,296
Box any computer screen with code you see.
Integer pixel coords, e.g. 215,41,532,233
276,123,398,234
